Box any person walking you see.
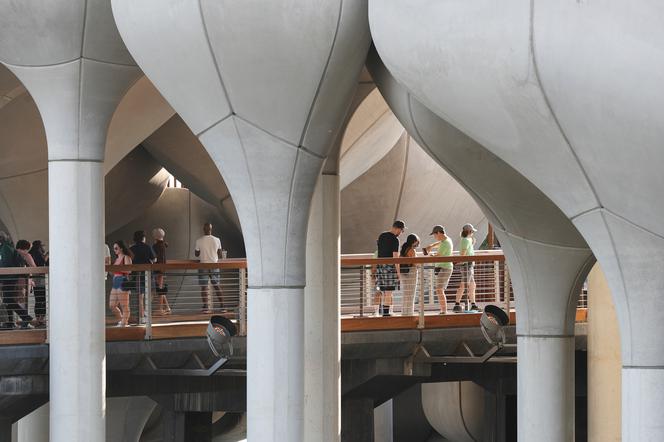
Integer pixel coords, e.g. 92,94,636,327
109,241,133,327
194,223,224,313
423,225,454,314
375,220,406,316
29,240,48,327
129,231,156,324
152,228,171,315
453,224,480,312
399,234,419,316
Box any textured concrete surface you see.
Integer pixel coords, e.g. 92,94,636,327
369,2,664,438
111,2,371,440
0,1,142,440
366,48,593,441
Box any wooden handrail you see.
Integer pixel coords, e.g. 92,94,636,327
0,267,49,276
340,250,504,266
0,250,505,275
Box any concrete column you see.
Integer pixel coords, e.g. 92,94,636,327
587,265,621,442
0,4,140,442
517,336,575,442
373,400,393,442
365,47,594,442
247,287,304,441
304,173,341,442
48,161,105,441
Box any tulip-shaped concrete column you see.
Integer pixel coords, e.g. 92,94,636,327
111,2,370,440
0,2,140,441
370,2,664,440
367,50,594,441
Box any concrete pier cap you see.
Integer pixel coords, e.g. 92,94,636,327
369,1,664,439
111,1,371,440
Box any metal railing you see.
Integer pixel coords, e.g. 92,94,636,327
105,260,248,337
0,250,588,338
341,251,512,328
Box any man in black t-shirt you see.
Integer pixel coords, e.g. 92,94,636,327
375,220,406,316
130,230,156,324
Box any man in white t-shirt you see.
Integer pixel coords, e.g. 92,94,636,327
195,223,224,312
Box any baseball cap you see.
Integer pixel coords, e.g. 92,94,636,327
429,225,446,235
462,223,477,233
392,220,406,230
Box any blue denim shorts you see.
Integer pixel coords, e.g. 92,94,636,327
112,275,128,290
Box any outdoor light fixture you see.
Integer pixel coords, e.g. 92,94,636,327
207,315,237,359
480,304,510,347
134,315,241,376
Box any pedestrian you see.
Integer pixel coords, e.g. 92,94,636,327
453,224,480,312
129,231,156,324
399,234,419,316
29,240,48,327
375,220,406,316
423,225,453,314
15,240,36,319
152,228,171,315
109,241,133,327
0,235,32,328
194,223,224,313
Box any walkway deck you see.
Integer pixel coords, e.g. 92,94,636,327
0,308,588,346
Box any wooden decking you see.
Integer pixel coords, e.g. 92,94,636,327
0,309,588,346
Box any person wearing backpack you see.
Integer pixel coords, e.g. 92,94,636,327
0,235,33,328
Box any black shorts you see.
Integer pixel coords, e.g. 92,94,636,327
376,264,397,291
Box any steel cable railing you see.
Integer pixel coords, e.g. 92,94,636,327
0,250,588,338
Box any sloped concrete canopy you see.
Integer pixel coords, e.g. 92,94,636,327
111,2,371,441
367,49,593,441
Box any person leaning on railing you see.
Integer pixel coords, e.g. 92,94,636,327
399,234,420,316
15,240,36,324
423,225,453,314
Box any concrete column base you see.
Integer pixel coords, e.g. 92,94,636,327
622,367,664,441
518,335,575,442
48,160,105,442
247,287,304,442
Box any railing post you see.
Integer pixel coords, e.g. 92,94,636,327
45,272,49,341
239,268,247,336
504,264,511,315
144,269,152,340
494,260,500,303
417,264,425,329
358,266,365,317
428,267,435,307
